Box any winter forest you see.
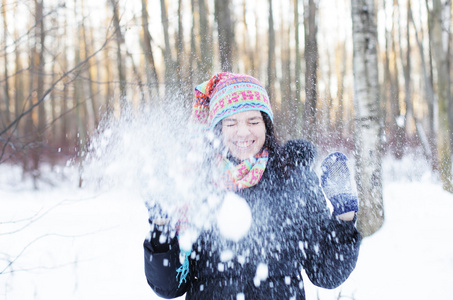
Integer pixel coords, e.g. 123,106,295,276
1,0,453,299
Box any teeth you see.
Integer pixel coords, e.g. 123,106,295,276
235,141,253,148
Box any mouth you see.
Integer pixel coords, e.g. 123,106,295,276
233,140,255,149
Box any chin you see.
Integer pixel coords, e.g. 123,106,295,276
232,150,257,161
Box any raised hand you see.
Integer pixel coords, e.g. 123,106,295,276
320,152,358,219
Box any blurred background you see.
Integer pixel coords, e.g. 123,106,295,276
0,0,447,182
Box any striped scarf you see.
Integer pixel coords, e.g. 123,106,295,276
220,148,269,191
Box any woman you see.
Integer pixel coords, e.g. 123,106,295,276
143,73,360,299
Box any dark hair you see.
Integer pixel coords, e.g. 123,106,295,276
261,111,280,157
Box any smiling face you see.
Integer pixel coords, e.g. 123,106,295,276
221,110,266,160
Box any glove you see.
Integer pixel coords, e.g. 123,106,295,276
145,201,168,225
320,152,359,215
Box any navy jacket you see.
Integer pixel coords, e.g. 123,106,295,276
144,140,361,299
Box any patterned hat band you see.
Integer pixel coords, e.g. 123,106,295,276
208,79,273,128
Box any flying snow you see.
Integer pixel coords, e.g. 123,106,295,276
216,192,252,242
253,262,269,287
80,104,253,253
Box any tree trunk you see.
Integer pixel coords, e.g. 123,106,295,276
81,0,98,129
141,0,160,103
215,0,234,72
401,0,415,136
50,25,57,168
13,4,25,169
335,41,347,140
103,36,114,117
176,0,191,111
103,2,114,117
384,1,404,159
242,1,254,75
280,8,293,141
34,0,46,187
160,0,175,99
61,18,70,150
428,0,453,192
89,25,102,121
124,43,145,105
254,4,262,80
351,0,384,237
253,4,262,79
110,0,127,109
267,0,276,110
74,0,87,188
391,3,404,159
189,0,199,86
294,0,303,137
24,51,35,178
303,0,318,142
13,3,24,135
1,0,11,127
409,3,438,170
323,44,333,136
198,0,213,79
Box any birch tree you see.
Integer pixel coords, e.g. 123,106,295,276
351,0,384,237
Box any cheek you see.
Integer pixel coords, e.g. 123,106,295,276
253,126,266,142
222,129,233,144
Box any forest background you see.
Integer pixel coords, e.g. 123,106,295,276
1,0,453,237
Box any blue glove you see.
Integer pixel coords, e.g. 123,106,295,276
320,152,359,215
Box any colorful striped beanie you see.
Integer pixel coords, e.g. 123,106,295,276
189,72,273,133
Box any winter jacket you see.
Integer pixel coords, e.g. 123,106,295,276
143,140,361,299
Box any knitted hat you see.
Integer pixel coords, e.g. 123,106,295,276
189,72,273,133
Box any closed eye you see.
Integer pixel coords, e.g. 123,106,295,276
249,120,263,125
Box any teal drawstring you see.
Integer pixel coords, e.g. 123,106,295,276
176,249,191,287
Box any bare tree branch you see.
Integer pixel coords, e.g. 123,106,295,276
0,31,116,139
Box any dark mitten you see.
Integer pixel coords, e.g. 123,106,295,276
320,152,359,215
145,201,168,224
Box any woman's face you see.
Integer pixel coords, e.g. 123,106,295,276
221,110,266,160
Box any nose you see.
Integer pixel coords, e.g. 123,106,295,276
236,122,250,137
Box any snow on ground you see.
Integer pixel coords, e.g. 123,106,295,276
1,154,453,300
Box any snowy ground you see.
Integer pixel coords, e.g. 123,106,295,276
1,154,453,300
